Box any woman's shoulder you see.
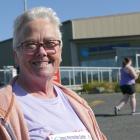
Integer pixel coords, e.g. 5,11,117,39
54,82,90,108
0,85,14,117
0,84,13,101
123,65,135,72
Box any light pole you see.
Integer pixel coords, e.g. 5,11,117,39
24,0,27,11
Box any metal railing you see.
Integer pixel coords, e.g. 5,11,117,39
0,66,17,86
60,67,121,89
0,66,121,89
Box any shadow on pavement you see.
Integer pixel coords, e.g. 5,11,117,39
95,113,131,117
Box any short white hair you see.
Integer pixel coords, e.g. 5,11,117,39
13,7,62,50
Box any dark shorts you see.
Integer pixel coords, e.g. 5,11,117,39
120,84,135,95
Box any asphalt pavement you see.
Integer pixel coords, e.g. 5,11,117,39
81,93,140,140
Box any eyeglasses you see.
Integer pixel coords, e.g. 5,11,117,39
17,40,61,54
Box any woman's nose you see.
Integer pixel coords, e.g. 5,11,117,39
37,46,48,56
37,46,56,56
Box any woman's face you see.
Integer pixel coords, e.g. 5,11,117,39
14,19,62,80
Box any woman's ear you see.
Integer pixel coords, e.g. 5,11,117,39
59,47,62,62
14,51,19,66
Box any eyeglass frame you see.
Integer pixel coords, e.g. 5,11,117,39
16,39,61,54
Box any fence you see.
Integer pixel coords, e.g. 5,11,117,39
60,67,120,89
0,66,121,89
0,66,17,86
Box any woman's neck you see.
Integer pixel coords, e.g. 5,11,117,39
17,75,56,99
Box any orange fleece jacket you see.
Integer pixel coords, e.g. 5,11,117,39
0,81,107,140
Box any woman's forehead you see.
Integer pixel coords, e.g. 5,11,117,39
20,19,59,41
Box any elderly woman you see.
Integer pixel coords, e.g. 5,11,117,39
0,7,107,140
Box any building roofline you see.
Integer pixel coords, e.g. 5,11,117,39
0,38,12,44
63,11,140,23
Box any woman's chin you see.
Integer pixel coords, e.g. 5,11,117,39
36,71,54,78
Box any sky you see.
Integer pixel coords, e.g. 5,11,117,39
0,0,140,41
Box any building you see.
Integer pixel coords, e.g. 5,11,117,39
1,12,140,68
0,39,13,68
62,12,140,67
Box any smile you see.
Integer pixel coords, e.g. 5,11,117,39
32,60,53,67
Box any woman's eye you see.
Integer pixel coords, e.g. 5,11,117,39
48,42,54,47
45,42,55,48
25,44,36,50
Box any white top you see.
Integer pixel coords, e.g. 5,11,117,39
13,83,88,140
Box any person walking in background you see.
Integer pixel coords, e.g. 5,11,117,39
114,57,140,116
0,7,107,140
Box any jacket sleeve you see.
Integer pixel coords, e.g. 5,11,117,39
88,108,107,140
0,121,15,140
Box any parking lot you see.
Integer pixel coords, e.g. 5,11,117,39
81,93,140,140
